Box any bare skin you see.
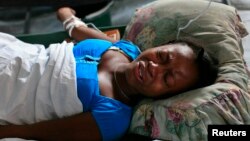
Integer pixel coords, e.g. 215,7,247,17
0,7,200,141
57,7,117,43
0,113,101,141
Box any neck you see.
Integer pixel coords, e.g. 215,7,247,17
113,64,138,104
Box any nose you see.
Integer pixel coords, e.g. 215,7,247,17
148,61,166,78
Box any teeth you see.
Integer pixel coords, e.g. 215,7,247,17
139,64,143,79
139,69,142,78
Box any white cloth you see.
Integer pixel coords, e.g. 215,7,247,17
0,32,83,127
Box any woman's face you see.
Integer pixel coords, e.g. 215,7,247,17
126,43,199,98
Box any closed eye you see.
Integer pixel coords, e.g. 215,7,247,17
157,49,165,63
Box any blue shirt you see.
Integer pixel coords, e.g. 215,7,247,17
73,39,141,141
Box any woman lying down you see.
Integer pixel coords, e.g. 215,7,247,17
0,7,218,141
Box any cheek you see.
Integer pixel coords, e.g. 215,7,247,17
179,69,199,90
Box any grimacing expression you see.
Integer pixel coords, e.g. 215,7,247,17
128,43,199,98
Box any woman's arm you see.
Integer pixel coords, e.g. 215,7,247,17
0,112,102,141
57,7,117,43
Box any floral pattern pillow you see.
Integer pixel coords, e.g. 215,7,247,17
130,83,250,140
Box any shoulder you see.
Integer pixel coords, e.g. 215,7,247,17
113,40,141,60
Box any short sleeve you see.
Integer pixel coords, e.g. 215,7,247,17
91,97,132,141
113,40,141,60
73,39,112,58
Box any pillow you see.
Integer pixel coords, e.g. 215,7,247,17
123,0,249,90
123,0,250,140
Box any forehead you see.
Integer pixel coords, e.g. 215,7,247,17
162,44,199,91
166,44,198,76
158,43,195,56
175,58,199,92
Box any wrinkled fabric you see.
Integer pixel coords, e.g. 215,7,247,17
0,32,82,126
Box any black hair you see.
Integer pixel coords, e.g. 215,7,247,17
194,47,218,88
